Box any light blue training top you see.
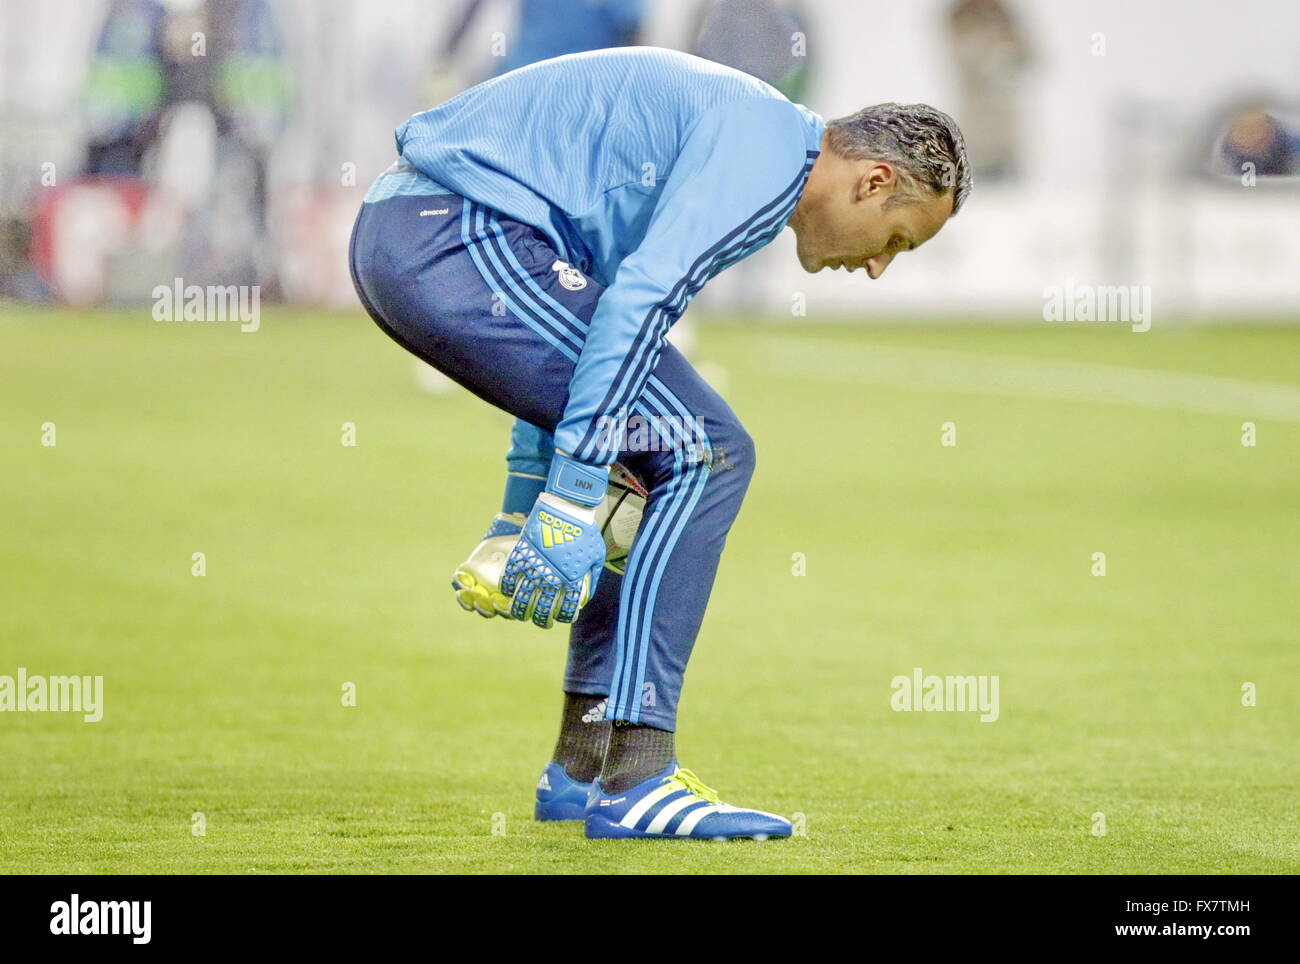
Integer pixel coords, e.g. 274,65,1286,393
373,46,824,465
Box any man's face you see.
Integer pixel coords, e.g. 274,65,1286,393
793,163,954,279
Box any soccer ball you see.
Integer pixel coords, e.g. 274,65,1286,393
595,462,648,574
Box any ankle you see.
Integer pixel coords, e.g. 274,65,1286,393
599,721,675,793
551,692,610,783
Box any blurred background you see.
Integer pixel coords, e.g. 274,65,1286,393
2,0,1297,319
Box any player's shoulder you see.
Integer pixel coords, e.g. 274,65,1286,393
693,94,823,169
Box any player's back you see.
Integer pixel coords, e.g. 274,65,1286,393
391,47,811,281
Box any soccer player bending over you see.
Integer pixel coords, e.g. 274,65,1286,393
350,47,969,840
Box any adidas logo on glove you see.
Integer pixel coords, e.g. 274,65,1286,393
537,509,583,547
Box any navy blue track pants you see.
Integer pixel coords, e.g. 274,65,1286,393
350,192,755,730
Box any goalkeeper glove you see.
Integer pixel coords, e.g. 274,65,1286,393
501,453,608,628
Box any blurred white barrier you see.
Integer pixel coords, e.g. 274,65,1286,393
700,183,1300,321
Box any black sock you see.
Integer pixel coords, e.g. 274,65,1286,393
551,692,611,783
599,721,675,793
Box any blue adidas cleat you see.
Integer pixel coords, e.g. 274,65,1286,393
534,762,595,822
584,762,792,840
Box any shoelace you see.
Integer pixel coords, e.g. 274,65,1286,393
671,768,720,804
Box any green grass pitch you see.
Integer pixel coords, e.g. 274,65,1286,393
1,306,1297,874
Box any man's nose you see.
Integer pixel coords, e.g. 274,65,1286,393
866,251,895,279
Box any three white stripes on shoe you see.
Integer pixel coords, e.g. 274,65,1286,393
616,776,783,836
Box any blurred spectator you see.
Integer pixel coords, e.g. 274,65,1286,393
188,0,293,290
500,0,643,73
0,216,49,300
692,0,810,102
439,0,645,78
30,0,293,304
947,0,1032,183
83,0,170,176
1210,107,1300,178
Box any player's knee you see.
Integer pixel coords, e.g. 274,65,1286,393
714,421,756,490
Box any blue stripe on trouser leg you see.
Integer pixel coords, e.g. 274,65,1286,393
606,381,712,725
349,192,756,731
629,388,714,721
608,444,710,724
463,203,582,359
480,209,590,345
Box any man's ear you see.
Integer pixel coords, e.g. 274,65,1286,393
856,162,896,201
869,162,898,194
